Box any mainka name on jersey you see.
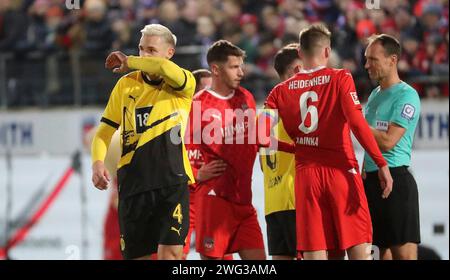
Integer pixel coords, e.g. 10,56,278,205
288,75,331,90
296,136,319,147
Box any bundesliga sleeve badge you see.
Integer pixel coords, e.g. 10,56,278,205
350,92,360,105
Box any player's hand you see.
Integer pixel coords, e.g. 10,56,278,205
105,51,129,73
196,160,227,182
377,165,393,199
92,160,111,190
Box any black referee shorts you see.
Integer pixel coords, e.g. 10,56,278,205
118,183,189,259
364,166,421,248
265,210,296,257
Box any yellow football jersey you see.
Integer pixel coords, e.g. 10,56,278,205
92,56,195,197
260,117,296,216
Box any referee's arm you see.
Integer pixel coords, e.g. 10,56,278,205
370,124,406,152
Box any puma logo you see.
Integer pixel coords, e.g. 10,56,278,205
171,226,182,236
128,95,137,102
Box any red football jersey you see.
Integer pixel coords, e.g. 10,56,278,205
185,87,258,205
265,66,386,170
185,140,204,192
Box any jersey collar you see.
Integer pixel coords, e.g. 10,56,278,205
141,72,163,86
299,65,326,74
207,89,235,100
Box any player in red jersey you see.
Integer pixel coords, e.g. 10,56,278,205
264,24,393,260
183,69,233,260
185,40,266,260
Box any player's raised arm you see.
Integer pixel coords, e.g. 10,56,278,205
105,24,195,97
128,56,194,93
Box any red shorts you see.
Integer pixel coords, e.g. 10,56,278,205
295,166,372,252
183,188,196,256
195,188,265,258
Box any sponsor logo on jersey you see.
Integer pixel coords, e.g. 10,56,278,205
188,149,203,161
268,175,283,188
221,121,249,140
401,104,415,120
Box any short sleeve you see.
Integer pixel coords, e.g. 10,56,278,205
389,89,421,129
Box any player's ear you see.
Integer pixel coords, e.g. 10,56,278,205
298,49,304,60
166,46,175,59
391,54,398,67
211,63,220,76
324,46,331,59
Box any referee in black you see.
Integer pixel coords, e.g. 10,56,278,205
362,34,421,260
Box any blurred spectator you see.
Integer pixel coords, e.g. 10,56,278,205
309,0,340,24
222,23,241,46
157,0,179,32
356,19,377,40
196,16,217,68
172,0,199,46
108,0,136,23
399,35,422,77
221,0,242,23
196,16,217,46
24,1,63,53
1,0,449,107
82,0,115,54
282,16,303,43
255,34,278,79
260,5,284,39
0,0,27,51
420,2,448,41
238,13,259,63
111,19,136,52
395,6,422,40
414,34,448,75
136,0,158,26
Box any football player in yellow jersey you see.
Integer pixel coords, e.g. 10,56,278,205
261,44,301,260
91,24,196,260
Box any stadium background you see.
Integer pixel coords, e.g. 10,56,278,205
0,0,448,259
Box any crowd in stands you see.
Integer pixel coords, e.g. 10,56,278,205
0,0,448,106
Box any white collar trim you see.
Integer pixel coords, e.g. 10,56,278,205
207,89,235,100
299,65,326,74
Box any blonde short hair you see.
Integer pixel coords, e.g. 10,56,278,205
140,24,177,46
